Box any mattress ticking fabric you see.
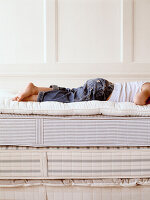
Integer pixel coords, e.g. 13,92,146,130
0,147,150,179
1,114,150,146
0,90,150,117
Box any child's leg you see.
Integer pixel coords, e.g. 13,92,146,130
12,82,52,102
134,82,150,105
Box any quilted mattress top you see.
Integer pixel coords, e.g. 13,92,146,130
0,89,150,117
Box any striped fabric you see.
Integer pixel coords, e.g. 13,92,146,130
0,147,150,200
0,151,41,178
0,114,150,146
0,147,150,179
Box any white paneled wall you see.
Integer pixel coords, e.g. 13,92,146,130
58,0,121,63
0,0,44,64
0,0,150,90
134,0,150,62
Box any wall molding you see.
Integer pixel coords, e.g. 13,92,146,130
121,0,134,63
0,73,149,79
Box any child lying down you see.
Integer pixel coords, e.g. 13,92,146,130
12,78,150,106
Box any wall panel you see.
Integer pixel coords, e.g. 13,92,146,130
57,0,121,63
0,0,45,64
134,0,150,62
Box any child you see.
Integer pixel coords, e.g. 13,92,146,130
12,78,150,106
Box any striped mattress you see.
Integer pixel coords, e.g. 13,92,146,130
1,146,150,200
0,114,150,146
1,112,150,200
0,146,150,179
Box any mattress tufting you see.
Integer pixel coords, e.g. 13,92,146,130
1,178,150,187
1,178,150,200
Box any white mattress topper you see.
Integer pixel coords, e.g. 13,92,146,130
0,89,150,117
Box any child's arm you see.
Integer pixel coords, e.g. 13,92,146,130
134,89,150,105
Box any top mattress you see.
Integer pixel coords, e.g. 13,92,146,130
0,90,150,117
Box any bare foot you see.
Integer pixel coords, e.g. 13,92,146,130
21,95,38,102
12,83,38,102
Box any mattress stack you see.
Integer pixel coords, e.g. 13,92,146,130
0,96,150,199
1,146,150,199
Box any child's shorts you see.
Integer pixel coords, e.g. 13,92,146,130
37,78,114,103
